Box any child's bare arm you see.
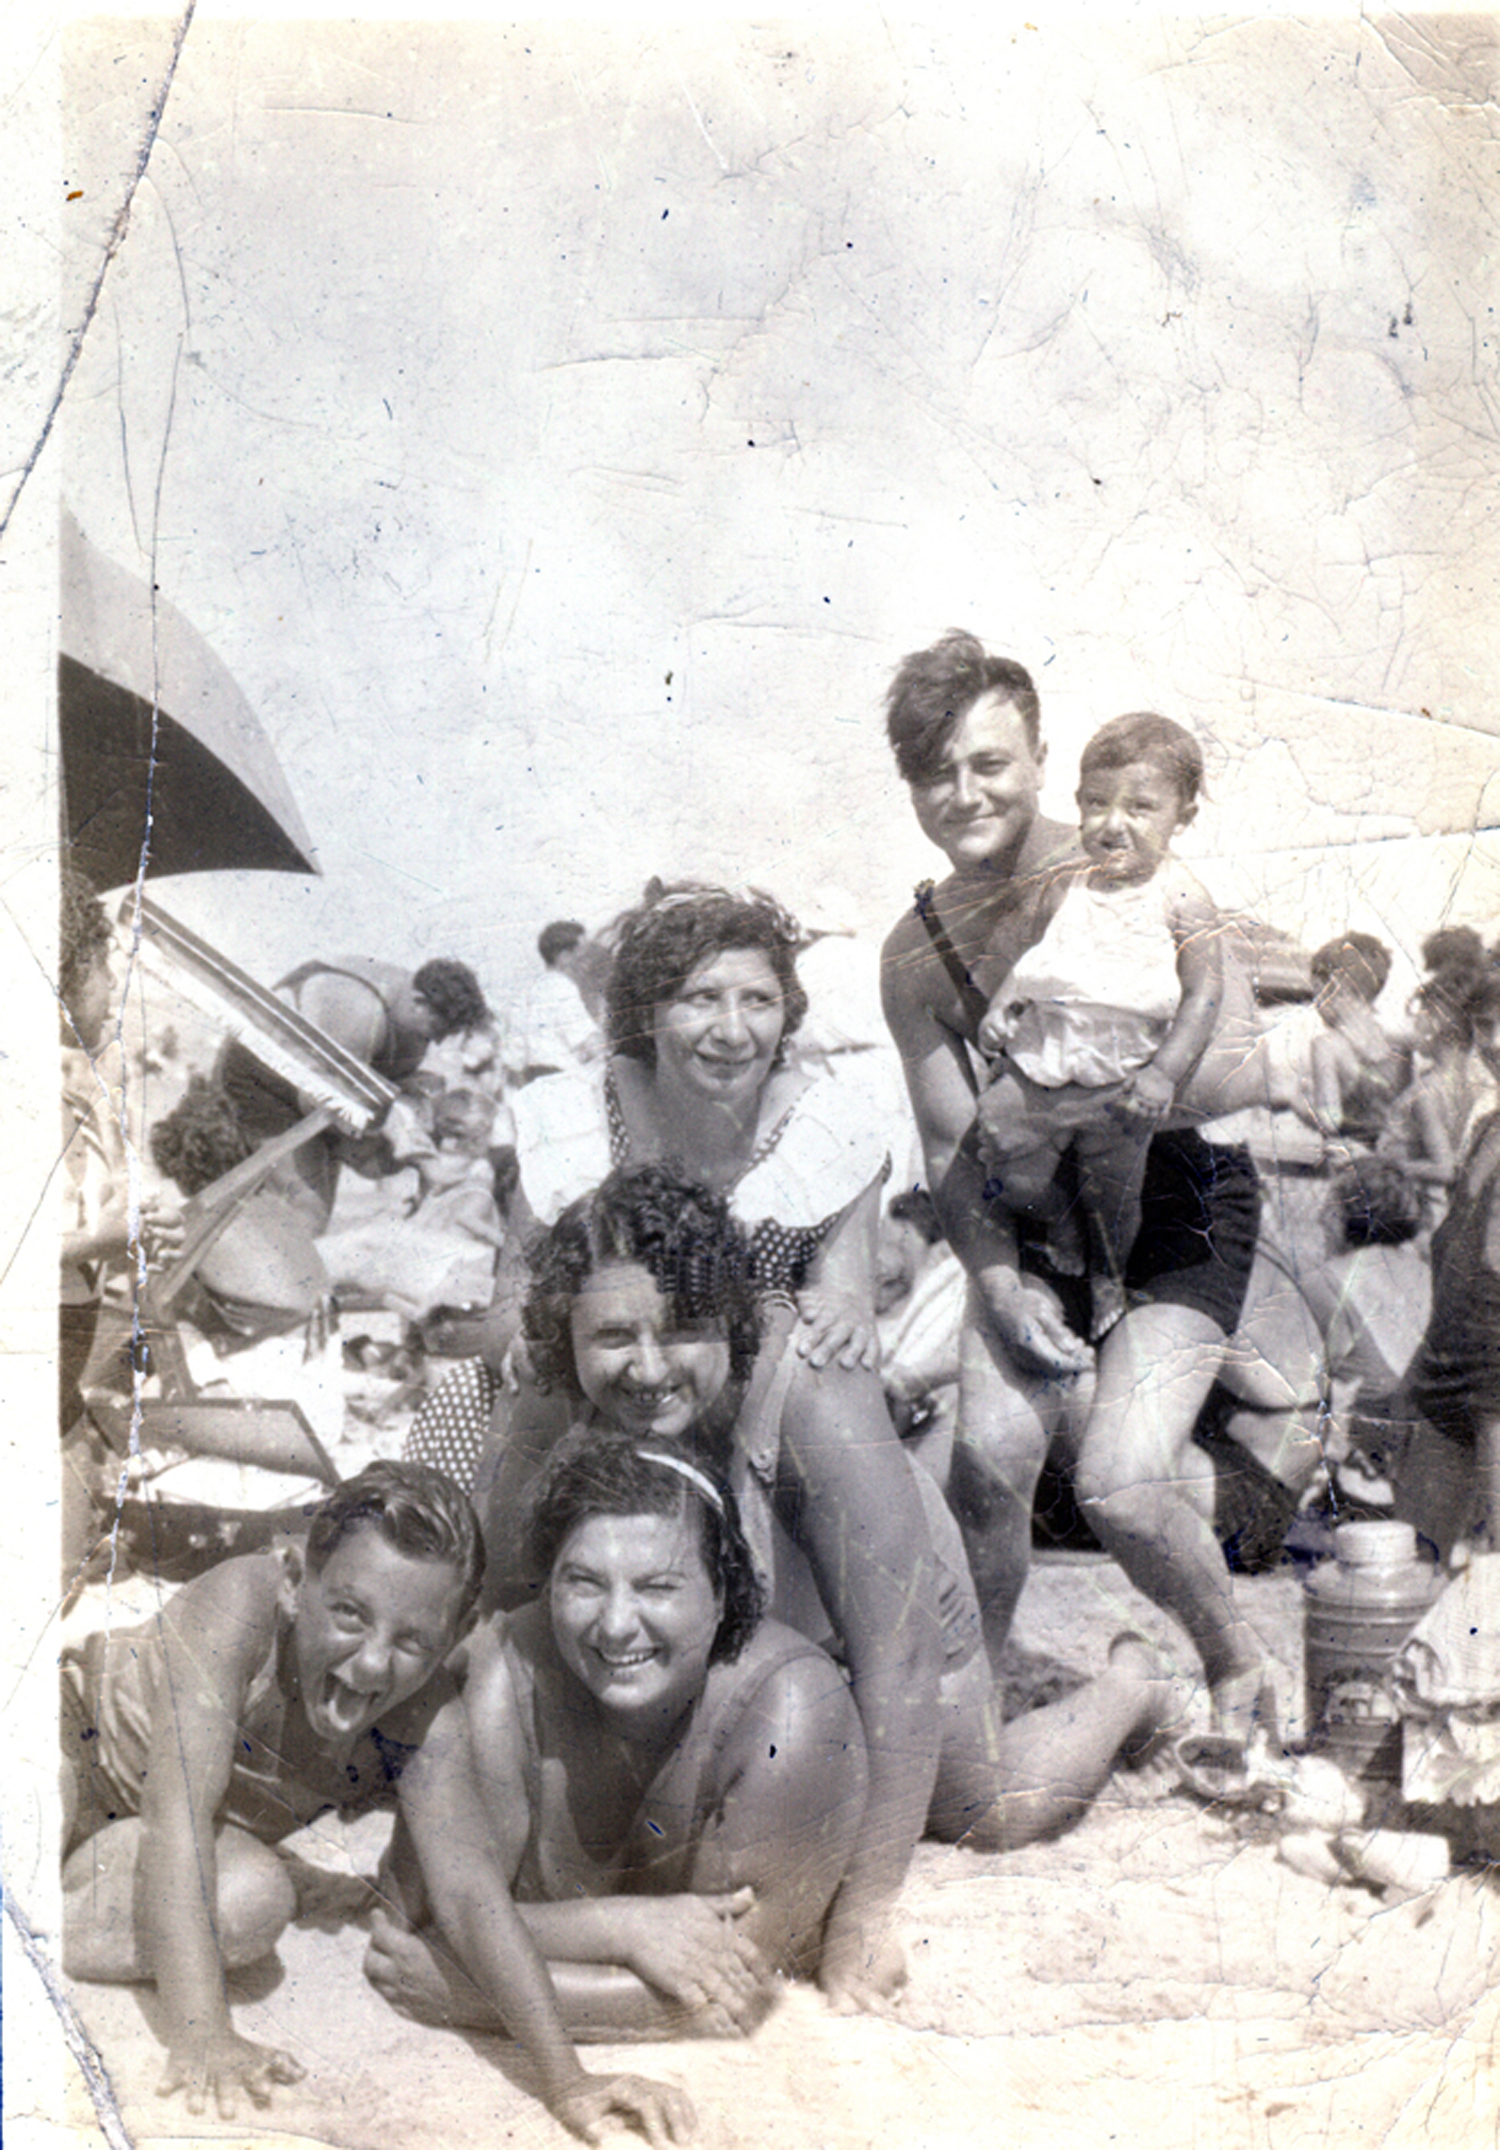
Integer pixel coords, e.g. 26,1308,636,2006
396,1690,693,2143
137,1561,306,2116
1117,873,1222,1119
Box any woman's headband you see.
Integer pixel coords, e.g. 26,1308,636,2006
636,1448,727,1518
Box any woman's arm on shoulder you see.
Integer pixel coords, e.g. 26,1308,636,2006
795,1173,882,1371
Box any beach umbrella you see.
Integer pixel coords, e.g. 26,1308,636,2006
59,511,320,891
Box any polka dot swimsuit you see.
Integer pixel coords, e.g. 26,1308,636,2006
604,1066,841,1300
405,1354,501,1491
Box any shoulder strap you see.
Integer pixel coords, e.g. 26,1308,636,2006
913,882,991,1040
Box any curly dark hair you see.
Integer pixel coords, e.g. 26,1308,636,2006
60,864,112,1012
412,959,490,1039
1328,1155,1423,1248
526,1430,765,1666
522,1165,761,1397
305,1458,486,1628
605,884,807,1068
884,629,1042,786
150,1074,255,1196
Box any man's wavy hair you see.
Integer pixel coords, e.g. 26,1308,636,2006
304,1459,486,1628
527,1430,765,1666
522,1165,761,1398
605,883,807,1068
884,629,1042,786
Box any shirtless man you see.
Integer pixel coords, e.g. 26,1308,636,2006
879,631,1269,1731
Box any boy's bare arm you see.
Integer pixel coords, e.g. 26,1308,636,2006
138,1561,304,2114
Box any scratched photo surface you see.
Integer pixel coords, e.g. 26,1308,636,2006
9,6,1500,2147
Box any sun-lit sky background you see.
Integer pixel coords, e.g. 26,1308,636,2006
46,6,1500,1022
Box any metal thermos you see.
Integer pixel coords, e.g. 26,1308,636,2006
1303,1520,1441,1782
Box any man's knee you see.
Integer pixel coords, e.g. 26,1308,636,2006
1072,1447,1158,1532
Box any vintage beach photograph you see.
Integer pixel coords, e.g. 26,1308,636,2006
6,4,1500,2145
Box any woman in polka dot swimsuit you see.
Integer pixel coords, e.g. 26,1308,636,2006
472,885,947,2011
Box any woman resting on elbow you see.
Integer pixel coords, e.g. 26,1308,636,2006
366,1433,868,2039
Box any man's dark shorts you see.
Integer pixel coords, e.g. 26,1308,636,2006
1021,1128,1262,1340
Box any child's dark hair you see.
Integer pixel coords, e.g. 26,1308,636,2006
527,1431,765,1665
1078,712,1205,809
523,1165,761,1394
305,1460,485,1626
1328,1156,1423,1248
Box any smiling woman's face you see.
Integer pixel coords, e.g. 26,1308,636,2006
569,1260,732,1438
549,1507,720,1722
651,946,786,1109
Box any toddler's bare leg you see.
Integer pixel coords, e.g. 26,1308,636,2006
1073,1117,1152,1335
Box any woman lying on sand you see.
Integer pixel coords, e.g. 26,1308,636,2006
365,1431,869,2038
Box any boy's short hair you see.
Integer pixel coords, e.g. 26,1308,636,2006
526,1430,765,1665
412,959,490,1039
1309,931,1391,1004
305,1460,485,1625
1078,712,1205,809
523,1165,761,1398
885,630,1042,784
538,920,586,967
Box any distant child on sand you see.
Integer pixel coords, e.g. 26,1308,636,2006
61,1461,690,2144
975,711,1223,1336
410,1087,507,1243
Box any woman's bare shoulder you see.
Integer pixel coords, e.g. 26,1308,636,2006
711,1623,861,1765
